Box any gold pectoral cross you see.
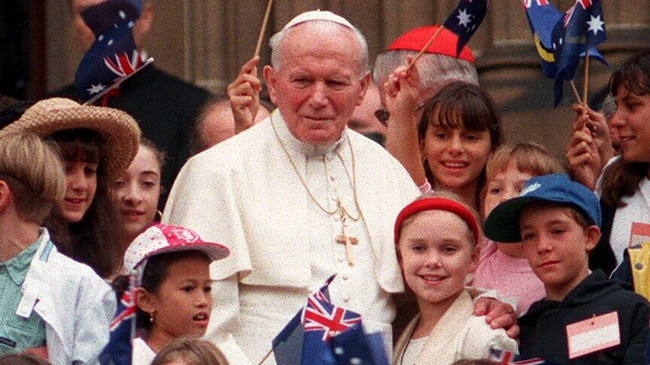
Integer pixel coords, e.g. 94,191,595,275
336,204,358,267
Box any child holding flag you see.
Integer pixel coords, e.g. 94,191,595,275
122,224,229,364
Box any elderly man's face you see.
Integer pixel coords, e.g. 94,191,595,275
264,23,369,145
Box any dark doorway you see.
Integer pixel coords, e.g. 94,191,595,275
0,0,46,100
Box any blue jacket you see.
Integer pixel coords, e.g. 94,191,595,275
519,270,649,364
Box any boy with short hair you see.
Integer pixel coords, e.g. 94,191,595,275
484,173,649,364
0,131,115,364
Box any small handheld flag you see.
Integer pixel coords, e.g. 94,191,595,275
75,0,153,104
442,0,490,56
522,0,563,78
98,273,137,365
489,348,560,364
551,0,607,106
266,275,390,365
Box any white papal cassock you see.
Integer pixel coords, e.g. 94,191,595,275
163,110,420,364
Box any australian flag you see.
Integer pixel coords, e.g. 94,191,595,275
271,275,389,365
521,0,563,78
551,0,607,106
75,0,152,104
442,0,489,56
489,348,559,364
99,275,137,365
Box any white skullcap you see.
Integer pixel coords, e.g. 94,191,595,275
282,9,354,31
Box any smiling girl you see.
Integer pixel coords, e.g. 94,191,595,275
567,52,650,274
112,138,165,266
393,193,517,365
3,98,141,278
384,77,503,212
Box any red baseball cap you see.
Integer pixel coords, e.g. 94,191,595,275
386,25,475,63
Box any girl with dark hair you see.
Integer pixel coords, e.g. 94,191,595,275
121,224,228,364
3,97,141,278
567,52,650,275
46,128,123,278
112,137,166,270
417,82,504,208
384,76,503,211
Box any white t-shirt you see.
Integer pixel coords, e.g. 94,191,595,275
597,157,650,265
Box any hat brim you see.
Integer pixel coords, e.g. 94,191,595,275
483,196,543,243
142,242,230,268
2,98,140,178
484,193,596,243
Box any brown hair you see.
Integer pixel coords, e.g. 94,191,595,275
418,81,503,150
139,137,166,183
418,81,504,206
45,128,121,278
601,52,650,207
485,141,566,181
0,354,52,365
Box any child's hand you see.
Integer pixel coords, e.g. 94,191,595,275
566,103,611,190
474,297,520,339
23,346,49,360
228,56,263,133
383,57,422,123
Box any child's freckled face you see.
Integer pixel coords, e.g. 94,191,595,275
398,210,477,307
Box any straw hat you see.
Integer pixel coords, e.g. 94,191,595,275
2,97,141,178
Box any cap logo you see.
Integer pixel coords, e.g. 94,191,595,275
521,182,541,196
161,224,200,243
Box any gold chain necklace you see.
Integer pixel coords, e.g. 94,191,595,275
271,114,364,266
271,113,362,220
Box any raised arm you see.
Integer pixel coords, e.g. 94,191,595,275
228,56,263,134
383,61,428,188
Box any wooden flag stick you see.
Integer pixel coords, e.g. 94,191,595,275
406,26,445,71
257,348,273,365
582,55,590,105
569,80,582,105
254,0,274,58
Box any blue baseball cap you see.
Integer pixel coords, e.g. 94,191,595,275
483,173,602,243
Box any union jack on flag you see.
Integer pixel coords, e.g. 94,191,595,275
522,0,550,6
109,289,136,331
100,274,137,365
75,0,152,104
302,288,362,341
489,348,558,365
271,275,389,365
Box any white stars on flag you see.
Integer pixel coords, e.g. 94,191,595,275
586,14,604,35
